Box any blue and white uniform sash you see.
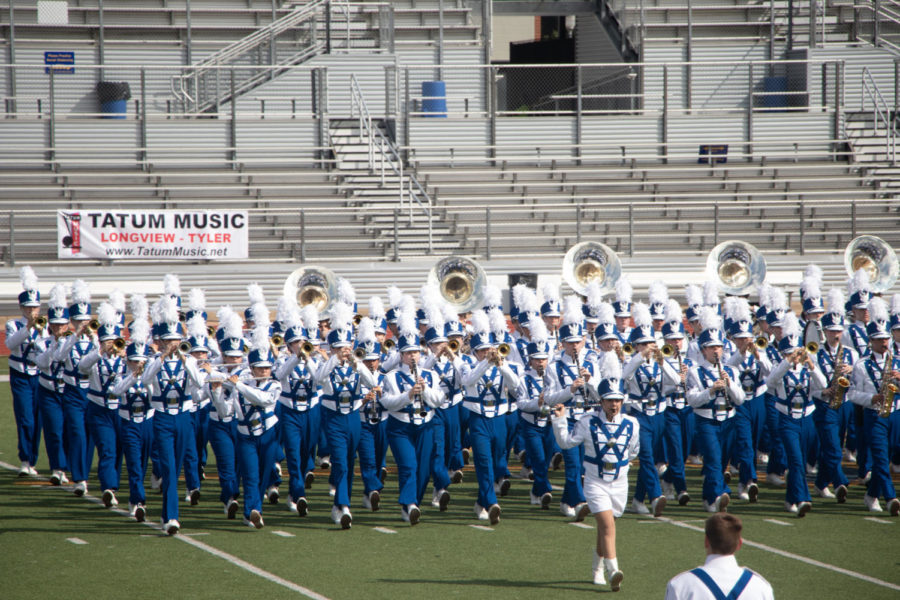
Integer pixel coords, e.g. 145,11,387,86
322,363,361,414
237,380,279,436
630,360,664,416
777,368,811,418
280,362,318,412
88,356,124,409
151,359,192,414
63,336,94,388
697,366,734,421
556,358,594,420
520,371,548,427
392,369,435,425
120,379,153,422
464,365,504,418
583,415,634,481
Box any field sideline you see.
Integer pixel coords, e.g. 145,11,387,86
1,357,898,599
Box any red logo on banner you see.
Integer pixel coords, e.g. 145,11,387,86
61,212,82,253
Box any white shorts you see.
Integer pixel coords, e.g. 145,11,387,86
583,470,630,518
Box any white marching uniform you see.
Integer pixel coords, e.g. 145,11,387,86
551,410,640,516
665,554,774,600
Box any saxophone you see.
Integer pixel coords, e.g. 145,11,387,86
828,343,850,411
878,349,898,419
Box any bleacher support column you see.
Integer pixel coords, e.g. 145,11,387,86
186,0,193,65
8,211,15,267
140,68,148,170
687,0,693,109
485,206,492,260
747,63,754,162
894,59,899,116
393,209,400,261
7,1,15,115
489,65,498,166
714,203,719,247
438,0,444,79
98,0,105,81
835,61,843,162
662,65,668,163
576,203,582,242
769,0,775,76
799,201,805,254
576,65,583,165
230,70,237,170
875,0,881,47
628,204,634,257
48,69,56,167
300,209,307,262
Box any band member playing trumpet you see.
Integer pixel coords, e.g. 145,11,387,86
540,283,563,353
725,298,771,504
764,313,826,517
660,299,693,506
546,296,601,520
381,311,444,525
80,302,128,509
34,283,71,486
612,278,633,346
686,308,745,513
354,317,389,513
5,266,48,478
459,311,521,525
847,298,900,516
622,303,679,517
551,353,638,592
514,315,559,510
181,314,215,508
811,289,857,503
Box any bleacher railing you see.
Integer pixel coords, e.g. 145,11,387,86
861,66,898,162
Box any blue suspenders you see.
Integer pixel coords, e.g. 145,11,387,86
690,568,754,600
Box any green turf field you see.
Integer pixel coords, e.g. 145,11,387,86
1,356,898,599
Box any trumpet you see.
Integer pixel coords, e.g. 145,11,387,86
448,339,460,353
755,336,768,349
806,341,819,354
87,319,101,332
207,326,216,337
382,338,396,351
271,333,284,347
34,315,47,330
354,347,367,360
353,314,363,326
498,343,511,358
661,343,677,358
113,337,127,351
178,341,192,354
60,330,74,338
297,340,315,359
622,342,635,355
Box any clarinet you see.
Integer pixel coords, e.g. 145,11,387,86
410,362,427,417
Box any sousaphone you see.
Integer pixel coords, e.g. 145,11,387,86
844,235,898,292
706,240,767,296
562,241,622,295
426,256,487,313
283,266,338,312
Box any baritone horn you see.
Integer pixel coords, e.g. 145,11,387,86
844,235,899,292
426,256,487,314
283,266,338,312
706,240,767,296
562,241,622,295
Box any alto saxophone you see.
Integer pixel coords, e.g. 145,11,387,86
828,343,850,411
879,350,898,419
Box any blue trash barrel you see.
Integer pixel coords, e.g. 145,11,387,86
100,100,127,119
421,81,447,118
761,76,788,109
96,81,131,119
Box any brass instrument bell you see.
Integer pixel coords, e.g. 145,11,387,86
562,241,622,294
621,342,635,355
354,347,367,360
87,319,101,332
34,315,48,329
705,240,767,295
661,343,676,358
844,235,899,292
805,341,819,354
283,266,338,312
178,341,192,353
382,338,396,351
113,337,127,351
497,342,511,357
426,256,487,313
754,336,769,349
448,339,460,352
271,333,284,347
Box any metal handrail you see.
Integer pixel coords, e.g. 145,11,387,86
861,66,897,163
349,74,433,252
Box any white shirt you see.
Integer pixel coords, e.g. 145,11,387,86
665,554,774,600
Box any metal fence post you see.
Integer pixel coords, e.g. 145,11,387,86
186,0,193,65
98,0,105,81
486,206,492,260
798,201,805,255
7,2,16,115
851,199,857,238
747,63,754,161
628,204,634,257
714,203,719,247
662,64,668,162
230,70,237,169
576,203,582,243
835,61,843,161
48,68,56,166
393,209,400,262
576,65,583,165
8,211,15,267
326,1,332,54
300,209,307,262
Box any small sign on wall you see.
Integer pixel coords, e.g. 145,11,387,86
44,51,75,74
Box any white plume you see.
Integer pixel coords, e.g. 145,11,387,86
562,295,584,327
49,284,67,309
892,293,900,317
419,283,441,310
804,264,824,283
71,279,90,305
615,277,633,303
528,313,549,344
222,309,243,340
600,350,622,381
684,284,703,307
19,266,38,292
330,301,353,331
97,302,118,328
519,286,540,315
149,299,162,327
357,316,376,344
648,280,668,306
250,303,270,330
665,299,683,324
425,302,446,334
337,278,356,308
216,305,235,327
108,288,126,313
781,312,802,339
800,277,821,300
770,287,788,312
488,307,508,335
130,318,150,346
851,268,872,293
597,302,615,325
723,297,739,321
300,304,320,331
251,324,270,354
387,285,404,308
189,288,206,313
368,296,386,321
440,301,459,324
284,307,304,332
511,283,531,312
757,283,772,309
164,273,181,298
541,283,560,306
826,288,846,316
397,309,418,339
399,295,416,315
703,281,719,306
729,298,752,324
870,296,889,324
483,284,502,309
187,315,207,339
632,302,652,329
585,280,605,313
247,283,265,306
470,310,490,336
276,294,296,324
158,295,179,325
699,306,722,333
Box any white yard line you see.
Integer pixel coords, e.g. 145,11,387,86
66,537,88,545
568,522,593,530
373,527,397,534
272,530,295,538
762,518,794,527
659,517,900,592
1,460,331,599
468,524,494,531
863,517,893,524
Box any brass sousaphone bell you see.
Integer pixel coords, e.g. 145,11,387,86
283,266,339,313
562,241,622,295
706,240,767,296
426,256,487,314
844,235,899,292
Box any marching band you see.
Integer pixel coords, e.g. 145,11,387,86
5,236,900,593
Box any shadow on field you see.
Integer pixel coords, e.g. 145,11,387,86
376,577,607,593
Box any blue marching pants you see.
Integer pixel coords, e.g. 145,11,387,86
734,394,766,485
63,384,92,482
153,411,193,524
431,409,452,492
863,410,898,502
278,404,320,502
520,417,556,497
561,417,587,508
838,400,856,453
207,418,239,505
358,418,388,496
813,401,850,490
662,407,688,494
442,403,465,472
467,412,506,509
695,416,735,505
631,409,665,502
120,416,153,506
237,427,280,519
38,386,67,472
387,417,435,506
86,402,122,492
854,404,872,479
764,394,787,475
778,412,814,505
321,408,361,508
10,370,42,466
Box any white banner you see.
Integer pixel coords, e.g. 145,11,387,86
57,210,249,260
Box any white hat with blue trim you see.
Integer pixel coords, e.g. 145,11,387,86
69,279,92,321
17,266,40,307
